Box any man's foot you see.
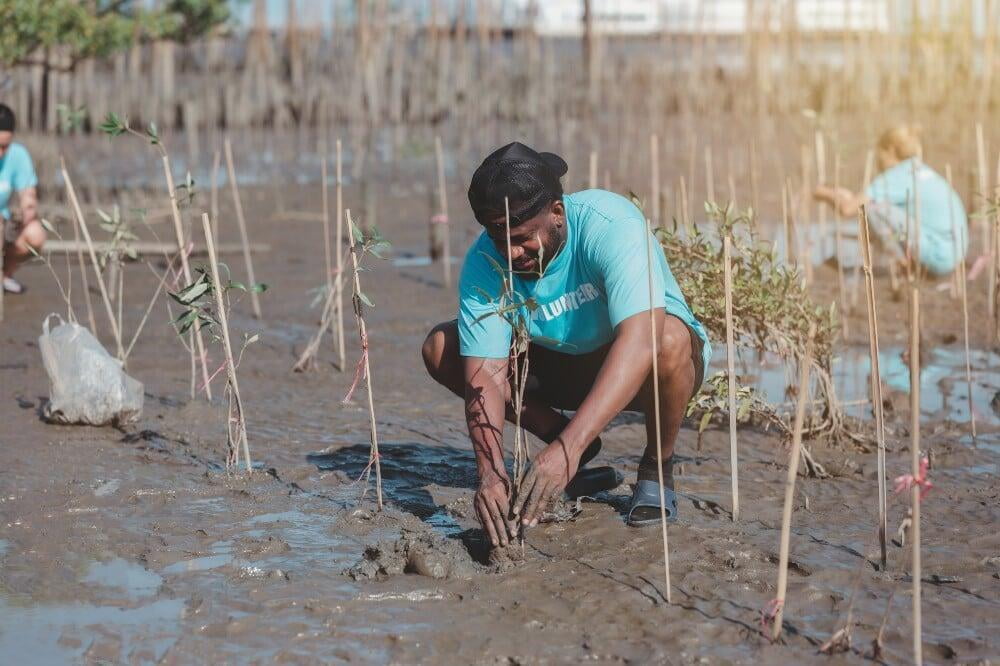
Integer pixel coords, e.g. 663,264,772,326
626,454,678,526
2,276,23,294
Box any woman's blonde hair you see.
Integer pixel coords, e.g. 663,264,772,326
877,124,923,161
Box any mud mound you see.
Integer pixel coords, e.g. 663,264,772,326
346,528,484,581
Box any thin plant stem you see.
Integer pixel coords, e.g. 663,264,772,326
223,138,263,319
723,233,739,521
200,212,252,473
61,158,124,360
124,254,180,361
346,209,383,510
771,324,816,642
859,205,888,570
210,149,221,244
160,152,213,400
645,218,671,604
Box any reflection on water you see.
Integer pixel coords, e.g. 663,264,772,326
0,557,181,663
715,344,1000,426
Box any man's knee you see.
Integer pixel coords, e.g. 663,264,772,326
422,321,457,381
657,317,693,375
18,220,46,251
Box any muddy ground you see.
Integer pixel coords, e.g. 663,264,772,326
1,174,998,664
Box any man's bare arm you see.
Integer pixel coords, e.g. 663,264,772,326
560,310,661,462
514,310,662,524
463,356,516,546
16,186,38,225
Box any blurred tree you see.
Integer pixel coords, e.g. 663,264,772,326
0,0,231,70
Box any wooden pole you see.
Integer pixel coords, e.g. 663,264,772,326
645,217,671,603
210,149,221,244
651,135,661,227
435,135,451,288
201,213,252,472
61,159,124,360
223,138,263,319
860,205,888,569
705,146,715,204
321,143,333,291
160,153,214,399
679,176,690,227
589,150,598,189
723,234,739,522
834,153,849,338
346,209,383,510
815,131,828,260
336,139,346,372
909,286,923,666
771,324,815,642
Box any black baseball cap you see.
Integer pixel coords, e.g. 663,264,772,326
468,141,568,226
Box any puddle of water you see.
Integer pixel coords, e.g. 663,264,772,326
725,345,1000,426
82,557,162,601
161,553,234,575
0,595,184,664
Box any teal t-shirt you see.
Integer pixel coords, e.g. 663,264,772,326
0,142,37,220
458,189,712,373
865,158,968,275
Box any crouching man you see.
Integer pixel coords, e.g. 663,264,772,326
422,142,711,547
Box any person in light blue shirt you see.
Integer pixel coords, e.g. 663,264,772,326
0,104,45,294
422,142,711,543
815,124,968,277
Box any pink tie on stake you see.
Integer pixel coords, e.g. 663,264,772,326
342,332,369,404
431,213,449,225
893,456,933,500
760,598,783,634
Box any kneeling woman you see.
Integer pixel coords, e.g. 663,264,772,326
814,124,968,277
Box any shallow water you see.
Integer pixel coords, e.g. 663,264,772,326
731,344,1000,426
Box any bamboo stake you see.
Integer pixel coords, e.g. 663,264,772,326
435,135,451,288
976,122,989,270
781,180,791,263
834,153,849,338
651,135,660,227
723,234,739,522
771,324,815,642
321,144,333,291
705,146,715,204
679,176,690,227
645,218,671,603
160,153,213,400
346,209,383,510
201,212,252,472
589,150,598,189
223,138,263,319
860,205,888,570
69,176,98,334
61,159,124,360
335,139,346,372
909,286,923,666
210,149,221,244
815,131,828,260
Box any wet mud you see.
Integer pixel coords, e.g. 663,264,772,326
1,177,998,664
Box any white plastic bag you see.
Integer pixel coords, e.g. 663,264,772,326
38,314,143,426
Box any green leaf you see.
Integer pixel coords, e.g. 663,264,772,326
99,112,127,136
228,280,247,291
251,283,268,293
357,291,374,308
40,218,56,233
175,280,210,304
350,221,365,244
698,411,713,433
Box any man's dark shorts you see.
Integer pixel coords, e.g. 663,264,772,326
517,314,706,412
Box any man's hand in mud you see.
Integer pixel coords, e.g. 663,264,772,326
514,439,579,528
475,471,517,547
